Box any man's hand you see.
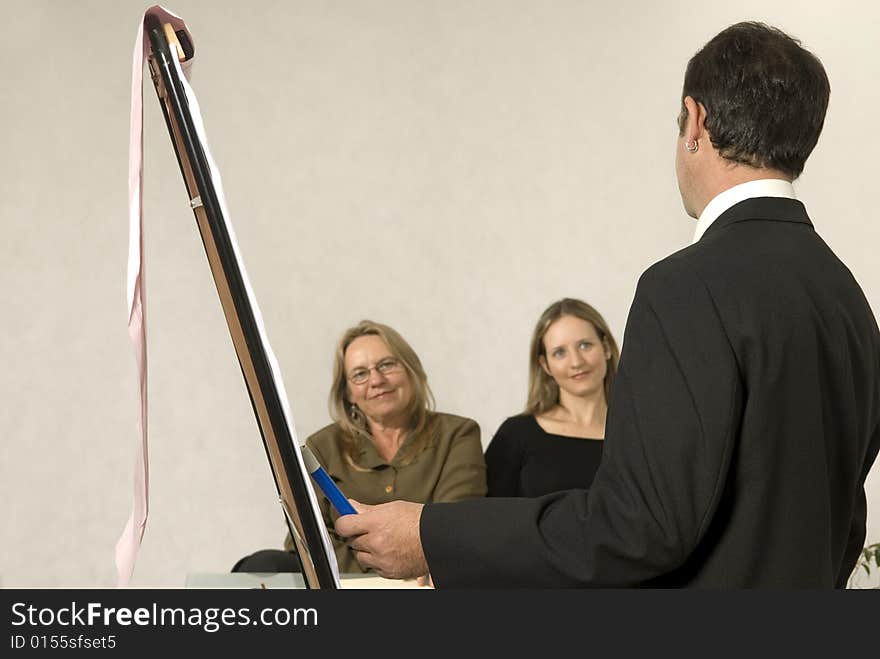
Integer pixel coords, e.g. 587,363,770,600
335,500,428,580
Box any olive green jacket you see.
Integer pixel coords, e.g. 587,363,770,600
285,412,486,574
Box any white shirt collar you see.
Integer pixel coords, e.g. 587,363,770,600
692,179,796,244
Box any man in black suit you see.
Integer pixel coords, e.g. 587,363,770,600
336,22,880,587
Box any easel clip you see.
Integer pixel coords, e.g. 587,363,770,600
163,23,186,62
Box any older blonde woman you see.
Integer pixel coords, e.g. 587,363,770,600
285,320,486,574
485,298,620,497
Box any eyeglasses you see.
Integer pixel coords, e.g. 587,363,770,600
347,358,403,385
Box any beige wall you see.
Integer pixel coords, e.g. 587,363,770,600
1,0,878,586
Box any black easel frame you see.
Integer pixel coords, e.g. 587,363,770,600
144,16,336,589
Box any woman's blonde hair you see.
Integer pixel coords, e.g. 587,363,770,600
526,298,620,415
329,320,436,466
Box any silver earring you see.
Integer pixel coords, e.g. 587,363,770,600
685,139,699,153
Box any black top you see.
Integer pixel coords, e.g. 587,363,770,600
422,198,880,588
485,415,604,497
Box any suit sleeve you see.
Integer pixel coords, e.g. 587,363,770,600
485,419,524,497
837,419,880,587
432,418,487,502
421,264,743,587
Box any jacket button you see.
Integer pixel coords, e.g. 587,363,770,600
384,485,393,493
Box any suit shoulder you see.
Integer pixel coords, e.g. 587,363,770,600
636,248,704,300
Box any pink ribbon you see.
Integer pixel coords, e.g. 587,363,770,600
117,5,191,587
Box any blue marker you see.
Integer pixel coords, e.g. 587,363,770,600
302,445,357,516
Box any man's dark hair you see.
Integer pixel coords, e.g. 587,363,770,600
678,22,829,179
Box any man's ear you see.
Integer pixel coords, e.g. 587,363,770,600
683,96,708,143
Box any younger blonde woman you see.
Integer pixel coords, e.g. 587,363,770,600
485,299,619,497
